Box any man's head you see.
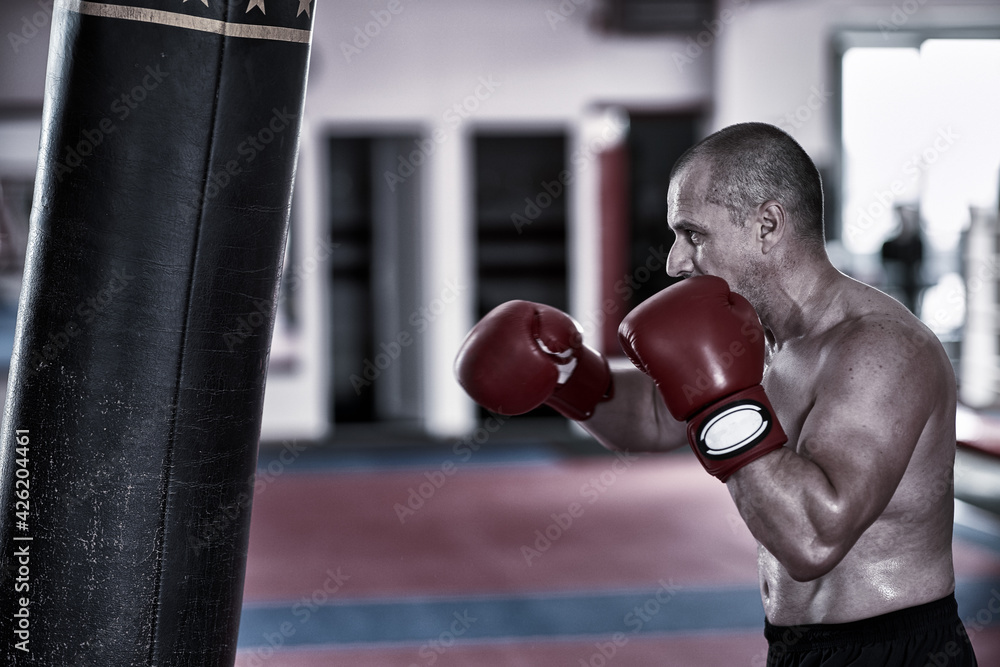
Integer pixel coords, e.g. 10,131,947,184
665,122,825,300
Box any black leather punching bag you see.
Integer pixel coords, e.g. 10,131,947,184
0,1,314,664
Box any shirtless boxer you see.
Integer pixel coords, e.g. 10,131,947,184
455,123,976,665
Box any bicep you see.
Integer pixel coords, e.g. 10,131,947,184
794,340,932,530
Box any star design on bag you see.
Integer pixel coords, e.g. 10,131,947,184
297,0,312,18
246,0,265,14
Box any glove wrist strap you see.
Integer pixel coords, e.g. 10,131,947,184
685,385,787,482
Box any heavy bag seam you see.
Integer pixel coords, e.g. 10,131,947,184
146,22,229,667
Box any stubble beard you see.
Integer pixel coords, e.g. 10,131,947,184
730,255,770,324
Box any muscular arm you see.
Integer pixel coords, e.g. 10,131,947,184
727,319,949,581
579,357,688,453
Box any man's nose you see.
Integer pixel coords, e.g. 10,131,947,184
666,241,693,278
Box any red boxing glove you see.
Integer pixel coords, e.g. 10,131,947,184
454,300,613,420
618,276,786,481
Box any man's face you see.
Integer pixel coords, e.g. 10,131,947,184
665,160,760,296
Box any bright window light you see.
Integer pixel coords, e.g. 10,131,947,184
841,40,1000,255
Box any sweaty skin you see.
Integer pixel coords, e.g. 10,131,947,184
741,281,956,624
583,159,957,625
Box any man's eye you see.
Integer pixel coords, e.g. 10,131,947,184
687,230,702,244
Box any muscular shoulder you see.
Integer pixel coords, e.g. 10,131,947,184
818,293,952,405
791,286,955,481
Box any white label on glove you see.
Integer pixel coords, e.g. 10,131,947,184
536,338,577,385
698,402,769,457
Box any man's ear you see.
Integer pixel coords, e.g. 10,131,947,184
756,200,786,254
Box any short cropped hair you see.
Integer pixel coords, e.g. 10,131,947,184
671,122,825,250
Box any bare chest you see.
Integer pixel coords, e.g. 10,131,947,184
761,346,821,448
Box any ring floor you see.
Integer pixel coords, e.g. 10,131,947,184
236,435,1000,666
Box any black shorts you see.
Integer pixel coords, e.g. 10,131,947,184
764,594,977,666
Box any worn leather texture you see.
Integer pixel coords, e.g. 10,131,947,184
0,1,313,664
